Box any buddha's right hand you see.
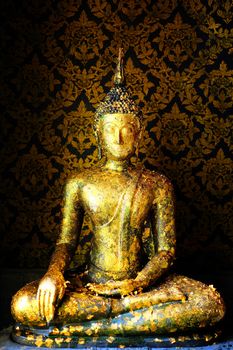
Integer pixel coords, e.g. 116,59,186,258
37,270,66,324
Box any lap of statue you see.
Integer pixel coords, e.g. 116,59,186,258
12,271,225,335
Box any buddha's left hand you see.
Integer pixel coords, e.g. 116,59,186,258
86,279,143,296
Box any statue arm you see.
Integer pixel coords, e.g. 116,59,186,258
135,176,176,288
48,177,84,274
37,177,84,323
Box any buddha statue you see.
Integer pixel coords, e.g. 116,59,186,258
11,50,225,347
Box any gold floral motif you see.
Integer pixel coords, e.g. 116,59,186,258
215,0,233,24
151,104,199,154
181,0,206,23
193,111,232,155
58,60,108,107
199,61,233,113
12,55,60,106
153,14,202,66
197,149,233,199
150,0,177,20
12,145,59,194
60,11,108,62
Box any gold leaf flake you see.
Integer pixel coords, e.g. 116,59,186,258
44,338,54,347
51,327,59,335
78,337,85,344
154,338,163,342
107,336,115,343
87,314,94,320
85,328,93,336
69,325,76,333
35,338,44,347
26,334,34,341
54,337,63,345
110,324,118,330
169,337,176,344
65,337,72,343
205,334,213,342
209,284,216,291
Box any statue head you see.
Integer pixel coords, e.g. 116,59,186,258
94,49,143,160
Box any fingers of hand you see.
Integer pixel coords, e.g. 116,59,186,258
43,290,51,323
117,280,137,296
58,285,65,303
46,290,56,323
86,283,109,295
86,280,135,296
87,283,102,293
37,288,43,319
37,279,56,322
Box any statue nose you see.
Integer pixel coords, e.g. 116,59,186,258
115,129,124,144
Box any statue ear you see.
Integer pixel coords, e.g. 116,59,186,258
135,124,144,159
135,143,139,159
98,143,102,160
94,131,103,160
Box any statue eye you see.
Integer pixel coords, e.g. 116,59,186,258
104,125,115,134
122,126,134,136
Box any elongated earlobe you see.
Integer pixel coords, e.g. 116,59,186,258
135,127,143,161
98,144,102,160
135,143,139,159
95,132,102,160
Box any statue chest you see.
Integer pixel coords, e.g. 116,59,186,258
81,172,155,280
81,176,153,229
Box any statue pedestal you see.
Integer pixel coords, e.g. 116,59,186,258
11,323,222,348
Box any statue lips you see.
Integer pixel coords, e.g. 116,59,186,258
109,145,134,158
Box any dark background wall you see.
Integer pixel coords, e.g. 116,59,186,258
0,0,232,275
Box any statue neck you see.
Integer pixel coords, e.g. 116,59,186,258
104,159,130,172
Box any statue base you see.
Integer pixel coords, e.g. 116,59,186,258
11,323,222,348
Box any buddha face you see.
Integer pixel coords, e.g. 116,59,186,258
99,113,140,161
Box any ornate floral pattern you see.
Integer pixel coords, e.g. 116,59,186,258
0,0,232,269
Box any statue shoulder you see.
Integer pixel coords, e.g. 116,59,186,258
65,167,101,190
64,169,90,190
141,168,174,192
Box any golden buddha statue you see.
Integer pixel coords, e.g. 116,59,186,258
11,50,225,347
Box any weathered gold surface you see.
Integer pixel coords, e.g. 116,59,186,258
11,55,225,342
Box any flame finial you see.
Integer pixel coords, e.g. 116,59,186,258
94,48,143,138
114,48,125,85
